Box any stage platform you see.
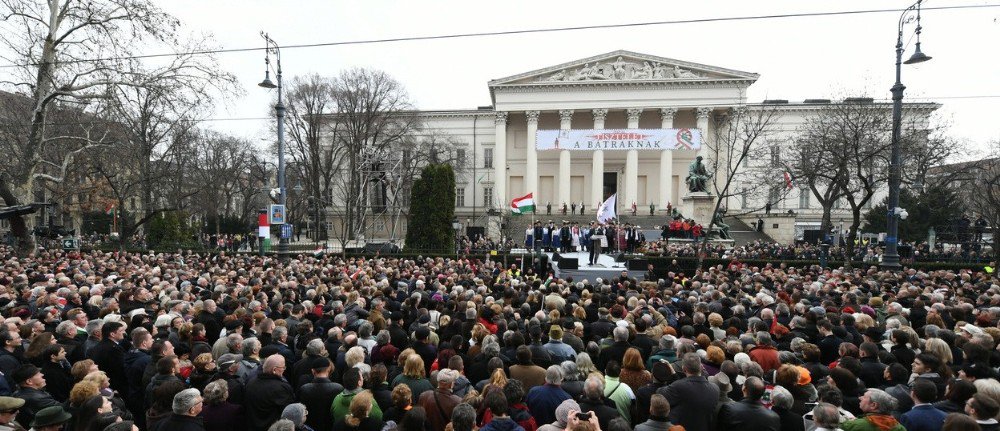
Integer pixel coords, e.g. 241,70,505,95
548,251,645,281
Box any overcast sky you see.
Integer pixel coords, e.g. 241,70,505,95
160,0,1000,155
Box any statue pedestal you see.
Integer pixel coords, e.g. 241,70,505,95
681,192,715,227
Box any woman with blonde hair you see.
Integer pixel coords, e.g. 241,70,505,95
619,348,651,390
924,337,954,368
333,391,384,431
390,355,433,399
383,384,412,424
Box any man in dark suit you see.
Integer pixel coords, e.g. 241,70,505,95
716,376,780,431
88,321,128,394
658,353,720,431
900,378,948,431
588,223,603,265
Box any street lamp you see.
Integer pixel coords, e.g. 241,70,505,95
258,32,288,255
882,0,931,269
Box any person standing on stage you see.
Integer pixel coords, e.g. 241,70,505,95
589,223,604,265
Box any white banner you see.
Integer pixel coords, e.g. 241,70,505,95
597,193,617,223
536,128,702,151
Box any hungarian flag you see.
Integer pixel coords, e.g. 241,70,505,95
783,171,796,190
104,204,115,215
510,193,535,214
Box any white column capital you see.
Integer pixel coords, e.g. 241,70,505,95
626,108,643,123
494,111,508,125
697,107,713,120
525,110,540,124
558,109,574,123
592,108,608,122
659,107,678,121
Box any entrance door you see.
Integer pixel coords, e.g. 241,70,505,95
603,172,618,201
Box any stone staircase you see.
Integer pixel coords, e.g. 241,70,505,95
726,216,776,245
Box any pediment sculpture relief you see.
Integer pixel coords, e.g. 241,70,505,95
537,56,705,82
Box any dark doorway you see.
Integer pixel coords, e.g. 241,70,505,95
603,172,618,201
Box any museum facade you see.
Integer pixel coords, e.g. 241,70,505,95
345,50,937,244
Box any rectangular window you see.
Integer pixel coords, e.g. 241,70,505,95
456,149,466,166
483,187,494,208
484,148,494,169
740,191,747,209
833,198,842,209
768,186,780,207
799,189,810,209
456,187,465,207
770,146,781,167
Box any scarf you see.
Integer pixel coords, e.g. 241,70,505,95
865,414,901,431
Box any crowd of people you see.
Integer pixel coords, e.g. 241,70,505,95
0,244,998,431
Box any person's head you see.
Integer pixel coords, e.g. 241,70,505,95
172,388,203,417
911,378,938,404
156,355,179,376
152,380,187,412
263,354,286,376
743,376,766,401
12,364,45,389
943,412,983,431
0,396,23,425
649,393,670,418
965,393,1000,420
484,390,508,417
281,403,309,428
437,368,458,390
583,375,604,400
28,405,71,431
622,348,645,371
343,367,363,391
860,389,897,414
103,321,125,342
913,353,941,375
391,383,412,409
812,403,841,430
403,354,425,378
770,386,794,410
544,365,564,385
681,352,701,376
503,379,526,406
450,403,476,431
203,380,229,406
399,406,426,431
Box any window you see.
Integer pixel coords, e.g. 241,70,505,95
770,146,781,167
484,148,494,168
740,191,747,209
456,149,466,166
483,187,494,208
768,186,780,208
799,189,810,209
833,198,842,209
456,187,465,207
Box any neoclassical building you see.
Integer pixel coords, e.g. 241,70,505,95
341,50,937,243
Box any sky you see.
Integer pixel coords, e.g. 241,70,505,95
159,0,1000,155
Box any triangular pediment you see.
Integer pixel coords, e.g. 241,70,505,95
489,50,758,86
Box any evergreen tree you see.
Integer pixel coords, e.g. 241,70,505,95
863,183,962,243
405,164,456,253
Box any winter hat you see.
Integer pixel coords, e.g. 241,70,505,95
554,399,581,428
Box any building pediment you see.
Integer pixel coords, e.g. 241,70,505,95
489,50,759,88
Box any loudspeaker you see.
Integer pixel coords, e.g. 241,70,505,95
627,259,648,271
559,257,579,270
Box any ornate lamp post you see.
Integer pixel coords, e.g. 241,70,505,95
258,32,288,255
882,1,931,269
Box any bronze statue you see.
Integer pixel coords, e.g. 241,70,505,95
686,156,711,193
713,207,732,240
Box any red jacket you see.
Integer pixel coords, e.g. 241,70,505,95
748,345,781,373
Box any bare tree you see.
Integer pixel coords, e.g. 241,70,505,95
966,141,1000,262
697,105,782,269
0,0,229,254
329,67,420,242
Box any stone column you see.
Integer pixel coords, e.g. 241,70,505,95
624,108,642,209
696,107,712,160
659,108,677,211
558,110,573,208
591,109,607,211
525,110,540,199
493,111,508,205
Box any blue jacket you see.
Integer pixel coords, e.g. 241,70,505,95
480,417,525,431
526,384,571,426
900,404,948,431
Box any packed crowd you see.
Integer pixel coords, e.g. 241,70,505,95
0,245,999,431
